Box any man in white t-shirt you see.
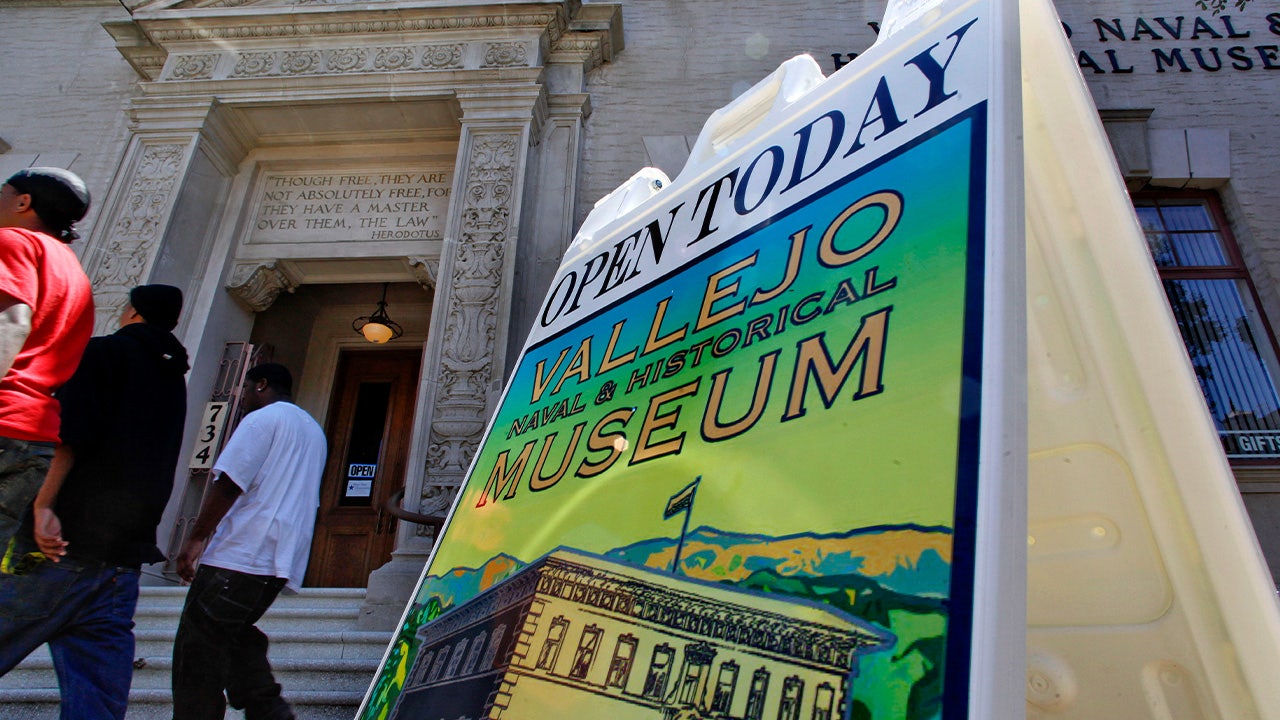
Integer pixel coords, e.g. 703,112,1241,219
171,363,326,720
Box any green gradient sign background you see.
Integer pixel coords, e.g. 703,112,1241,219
437,115,977,571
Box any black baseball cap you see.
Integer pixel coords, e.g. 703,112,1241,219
5,167,91,242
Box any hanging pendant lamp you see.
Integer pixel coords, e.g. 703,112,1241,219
353,283,404,344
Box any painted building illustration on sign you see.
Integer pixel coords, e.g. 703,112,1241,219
387,549,891,720
367,517,959,720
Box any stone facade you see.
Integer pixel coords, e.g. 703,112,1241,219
2,0,1278,603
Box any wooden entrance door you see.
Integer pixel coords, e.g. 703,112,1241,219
305,349,421,587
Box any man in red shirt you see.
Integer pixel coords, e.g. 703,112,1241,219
0,167,94,554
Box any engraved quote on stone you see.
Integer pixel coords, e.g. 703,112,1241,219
251,170,453,244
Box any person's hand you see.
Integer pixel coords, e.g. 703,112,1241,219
175,537,206,583
32,507,67,561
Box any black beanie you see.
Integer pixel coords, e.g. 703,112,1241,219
5,167,91,243
129,285,183,331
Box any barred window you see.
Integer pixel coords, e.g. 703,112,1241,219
569,625,602,680
745,667,771,720
606,634,638,689
778,675,804,720
537,617,569,672
411,650,435,685
444,638,469,678
463,630,487,676
1134,192,1280,462
482,624,508,669
643,644,674,700
712,661,739,713
812,682,835,720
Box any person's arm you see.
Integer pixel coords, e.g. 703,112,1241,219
0,296,32,377
31,445,73,559
175,474,244,583
36,337,110,559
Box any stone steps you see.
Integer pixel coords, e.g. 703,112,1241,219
0,585,390,720
133,605,361,634
0,688,366,720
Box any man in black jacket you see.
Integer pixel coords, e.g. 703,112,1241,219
0,284,189,720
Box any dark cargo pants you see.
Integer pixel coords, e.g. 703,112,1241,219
0,436,54,552
171,564,294,720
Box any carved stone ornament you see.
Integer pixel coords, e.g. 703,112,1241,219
168,53,218,80
225,262,299,312
481,42,530,68
418,483,458,518
144,13,559,44
326,47,368,74
419,131,522,535
551,32,614,69
405,256,439,290
280,50,322,75
233,51,275,76
172,0,348,8
372,46,416,71
89,143,187,334
226,44,463,79
115,3,621,84
460,135,518,244
422,44,464,70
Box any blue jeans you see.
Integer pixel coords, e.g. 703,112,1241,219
0,538,140,720
0,436,54,548
172,564,293,720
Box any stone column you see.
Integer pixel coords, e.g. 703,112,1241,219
507,91,590,356
360,85,540,629
82,98,246,334
503,15,616,352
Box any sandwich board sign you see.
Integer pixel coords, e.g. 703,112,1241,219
359,0,1023,716
356,0,1280,716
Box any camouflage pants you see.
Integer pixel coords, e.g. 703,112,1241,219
0,436,53,550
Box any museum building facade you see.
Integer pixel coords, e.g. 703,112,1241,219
388,550,889,720
2,0,1279,629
